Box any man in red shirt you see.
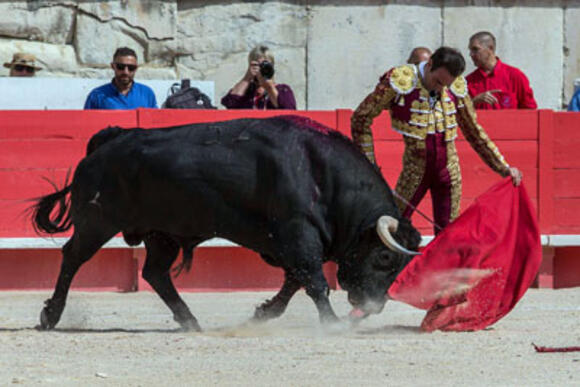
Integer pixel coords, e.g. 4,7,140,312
466,31,537,109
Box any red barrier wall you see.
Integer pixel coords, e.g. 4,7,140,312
0,249,137,291
1,109,579,290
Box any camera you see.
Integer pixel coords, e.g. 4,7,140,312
259,61,275,80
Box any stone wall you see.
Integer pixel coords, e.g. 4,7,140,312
0,0,577,110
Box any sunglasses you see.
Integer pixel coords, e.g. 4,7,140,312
114,63,137,72
13,65,35,73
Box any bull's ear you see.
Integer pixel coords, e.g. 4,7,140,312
396,217,422,251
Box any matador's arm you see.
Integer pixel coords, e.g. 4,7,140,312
351,71,399,164
451,77,511,176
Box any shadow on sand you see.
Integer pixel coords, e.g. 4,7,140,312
1,322,423,336
357,324,422,335
0,326,187,334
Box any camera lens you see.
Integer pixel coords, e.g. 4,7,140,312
259,61,275,80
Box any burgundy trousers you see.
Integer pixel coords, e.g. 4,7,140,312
401,133,453,235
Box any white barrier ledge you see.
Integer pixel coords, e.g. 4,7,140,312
0,235,578,249
545,235,580,247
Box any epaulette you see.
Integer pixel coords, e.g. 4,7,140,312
389,64,417,95
449,76,468,98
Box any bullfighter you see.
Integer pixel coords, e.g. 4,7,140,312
351,46,522,234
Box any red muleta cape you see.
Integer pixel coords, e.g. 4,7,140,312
388,178,542,332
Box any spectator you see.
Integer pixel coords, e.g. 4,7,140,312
466,31,537,109
84,47,157,110
4,52,42,77
407,47,431,65
221,45,296,110
351,47,522,235
568,86,580,112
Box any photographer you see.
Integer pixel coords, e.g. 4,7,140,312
221,45,296,110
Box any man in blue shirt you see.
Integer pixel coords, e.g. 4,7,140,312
568,87,580,112
84,47,157,110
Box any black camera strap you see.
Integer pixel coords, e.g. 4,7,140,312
262,91,269,110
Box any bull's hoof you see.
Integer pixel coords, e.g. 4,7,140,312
175,317,202,332
36,308,56,330
252,298,286,321
36,298,63,331
251,310,268,323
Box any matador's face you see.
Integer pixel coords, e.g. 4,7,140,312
423,63,455,93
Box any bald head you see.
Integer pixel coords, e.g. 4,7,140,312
407,47,432,65
469,31,496,52
468,31,498,71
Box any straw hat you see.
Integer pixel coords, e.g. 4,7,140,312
3,52,43,71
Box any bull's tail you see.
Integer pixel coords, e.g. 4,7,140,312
30,126,125,235
32,180,73,234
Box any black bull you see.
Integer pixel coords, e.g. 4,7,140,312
32,115,421,331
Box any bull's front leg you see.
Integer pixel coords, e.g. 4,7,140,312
265,222,338,325
253,270,301,321
282,227,339,324
293,261,339,324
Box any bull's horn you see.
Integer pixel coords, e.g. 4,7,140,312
376,216,420,256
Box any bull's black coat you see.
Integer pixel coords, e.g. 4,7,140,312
33,116,420,330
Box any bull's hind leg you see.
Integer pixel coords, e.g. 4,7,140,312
253,271,301,321
142,232,201,331
39,225,118,330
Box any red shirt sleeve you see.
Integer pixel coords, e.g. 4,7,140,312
465,71,483,99
513,70,537,109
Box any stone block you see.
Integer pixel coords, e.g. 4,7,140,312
177,3,307,48
78,1,177,39
75,14,147,66
76,67,112,79
308,4,441,110
146,40,181,66
0,3,75,44
136,66,178,80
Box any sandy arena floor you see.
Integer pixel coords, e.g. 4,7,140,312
0,288,579,386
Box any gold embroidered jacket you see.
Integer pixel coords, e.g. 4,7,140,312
351,64,510,176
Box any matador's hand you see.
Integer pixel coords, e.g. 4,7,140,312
509,167,522,186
